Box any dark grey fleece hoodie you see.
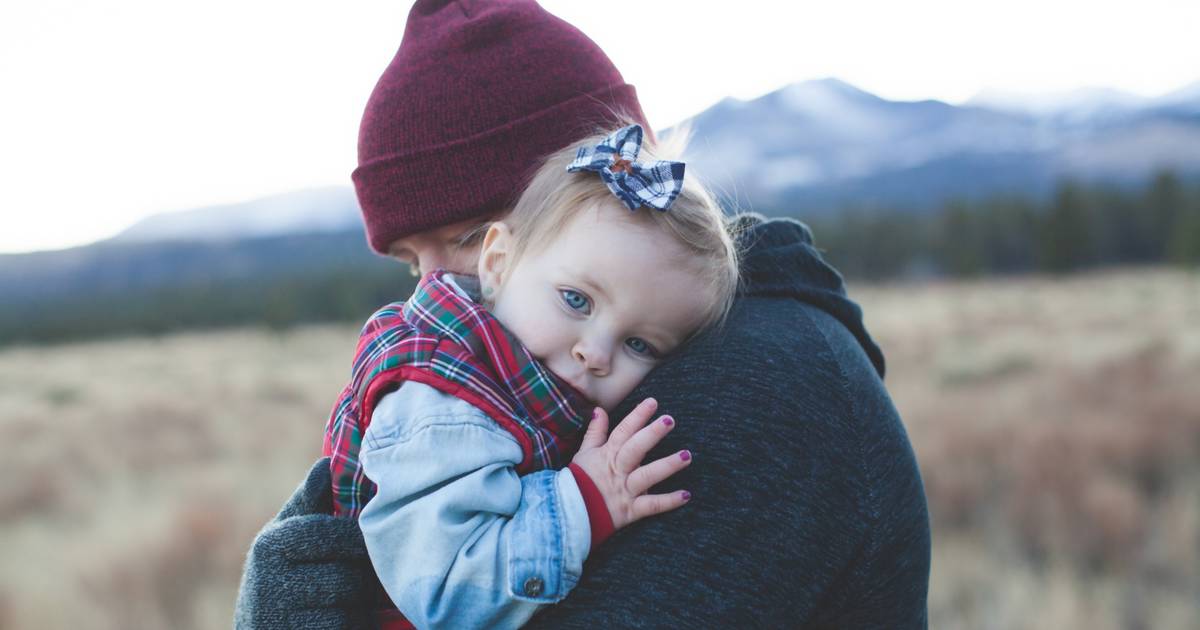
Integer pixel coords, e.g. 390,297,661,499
235,215,930,629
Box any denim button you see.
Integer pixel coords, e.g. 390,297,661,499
523,576,544,597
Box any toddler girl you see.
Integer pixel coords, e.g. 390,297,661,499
323,123,738,629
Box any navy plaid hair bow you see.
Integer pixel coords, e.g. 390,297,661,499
566,124,685,211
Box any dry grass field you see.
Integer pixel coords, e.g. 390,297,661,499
857,269,1200,629
0,268,1196,629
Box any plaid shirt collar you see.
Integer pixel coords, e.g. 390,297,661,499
326,268,589,518
397,268,588,452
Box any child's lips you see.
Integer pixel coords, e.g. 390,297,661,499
545,364,594,407
562,377,594,405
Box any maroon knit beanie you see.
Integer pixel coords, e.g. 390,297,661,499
353,0,651,254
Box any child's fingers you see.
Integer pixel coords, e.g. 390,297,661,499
606,398,658,450
579,407,609,450
631,490,692,522
615,413,675,473
627,450,692,496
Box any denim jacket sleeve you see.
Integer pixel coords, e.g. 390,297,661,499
358,381,592,630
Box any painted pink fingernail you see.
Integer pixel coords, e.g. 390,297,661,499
592,407,600,421
680,450,692,461
661,416,674,426
681,491,692,502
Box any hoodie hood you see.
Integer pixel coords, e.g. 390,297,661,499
732,213,886,378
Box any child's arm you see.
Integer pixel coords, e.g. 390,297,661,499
360,383,578,630
359,384,689,630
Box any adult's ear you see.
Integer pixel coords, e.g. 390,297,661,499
477,222,513,298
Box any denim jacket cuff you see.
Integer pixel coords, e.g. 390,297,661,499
507,469,590,603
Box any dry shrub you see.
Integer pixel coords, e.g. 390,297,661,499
78,496,244,630
0,471,63,522
111,400,224,474
0,589,13,630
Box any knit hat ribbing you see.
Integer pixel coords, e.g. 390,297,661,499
353,0,650,254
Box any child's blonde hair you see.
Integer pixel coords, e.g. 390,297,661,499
501,123,740,333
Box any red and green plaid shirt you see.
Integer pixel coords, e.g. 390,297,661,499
322,270,588,518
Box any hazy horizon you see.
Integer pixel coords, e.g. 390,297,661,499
3,0,1199,254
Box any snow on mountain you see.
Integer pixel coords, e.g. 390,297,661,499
680,78,1200,212
1150,80,1200,115
966,86,1147,121
682,79,1041,206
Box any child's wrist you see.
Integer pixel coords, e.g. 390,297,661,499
568,462,615,547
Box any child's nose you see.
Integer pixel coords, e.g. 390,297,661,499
573,341,611,376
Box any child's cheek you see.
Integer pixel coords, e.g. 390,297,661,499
608,363,649,409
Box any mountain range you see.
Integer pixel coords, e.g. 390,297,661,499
81,76,1200,245
680,78,1200,213
3,77,1198,343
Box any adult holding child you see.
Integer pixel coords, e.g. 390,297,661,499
235,0,930,628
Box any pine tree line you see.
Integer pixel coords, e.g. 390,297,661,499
800,170,1200,280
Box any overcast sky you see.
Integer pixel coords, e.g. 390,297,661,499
2,0,1198,253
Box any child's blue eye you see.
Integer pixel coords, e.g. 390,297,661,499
560,289,591,314
625,337,657,357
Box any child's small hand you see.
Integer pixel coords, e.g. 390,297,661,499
570,398,692,531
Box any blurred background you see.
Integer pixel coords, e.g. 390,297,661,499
1,1,1198,628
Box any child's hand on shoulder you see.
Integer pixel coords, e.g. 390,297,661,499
570,398,692,531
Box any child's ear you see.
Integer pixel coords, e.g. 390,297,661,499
477,222,513,294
